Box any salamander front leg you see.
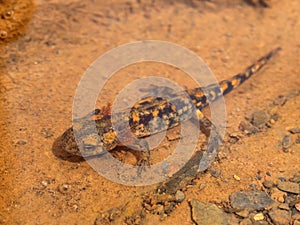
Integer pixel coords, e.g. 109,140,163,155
196,109,223,172
127,139,151,176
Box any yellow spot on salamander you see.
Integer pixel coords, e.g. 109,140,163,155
158,104,166,110
220,82,228,92
251,64,260,73
231,78,240,87
91,114,103,120
245,70,251,78
196,109,204,119
195,91,204,99
132,111,140,122
196,102,202,108
104,131,117,144
255,62,263,70
152,109,159,117
171,105,176,112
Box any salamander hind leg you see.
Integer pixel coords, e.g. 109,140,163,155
135,139,151,176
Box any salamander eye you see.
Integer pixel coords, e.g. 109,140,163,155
82,143,96,152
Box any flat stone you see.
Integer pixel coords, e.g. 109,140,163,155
230,190,275,211
235,209,250,218
289,128,300,134
268,208,291,225
263,180,274,188
278,203,290,211
209,168,221,178
282,135,293,149
277,181,300,194
251,110,270,127
190,199,229,225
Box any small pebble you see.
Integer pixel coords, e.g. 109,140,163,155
278,177,286,182
282,135,293,149
269,119,275,124
253,212,264,221
229,132,241,143
278,196,285,203
41,180,48,187
156,204,164,214
164,202,176,214
175,190,185,203
271,113,279,121
58,184,71,194
199,183,206,190
239,120,257,134
72,204,78,211
40,128,54,138
288,128,300,134
251,110,270,127
233,175,241,181
0,30,7,39
209,168,221,178
273,96,287,106
283,148,289,153
16,140,27,145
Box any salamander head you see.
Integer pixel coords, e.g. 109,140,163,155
61,128,107,158
61,120,108,157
